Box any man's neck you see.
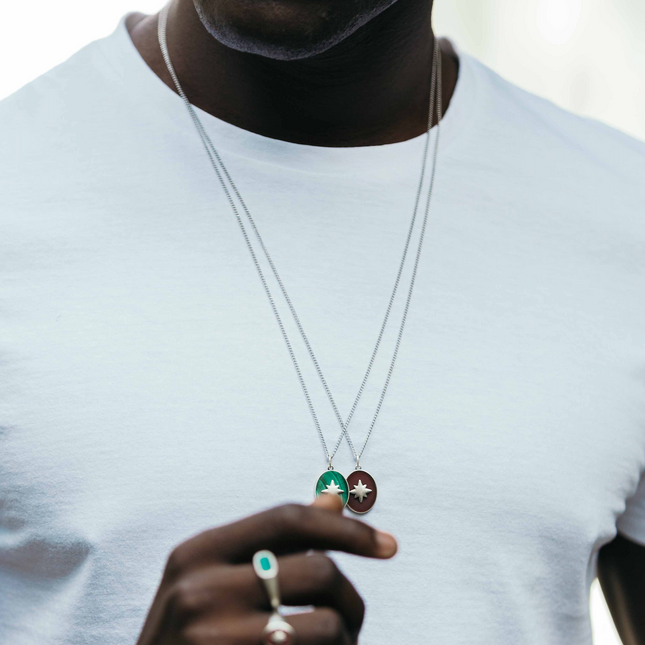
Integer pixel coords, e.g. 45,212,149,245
128,0,458,147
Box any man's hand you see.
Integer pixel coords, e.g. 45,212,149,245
136,494,397,645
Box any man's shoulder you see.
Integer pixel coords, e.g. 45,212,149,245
0,29,124,160
462,53,645,186
0,26,140,228
0,29,131,203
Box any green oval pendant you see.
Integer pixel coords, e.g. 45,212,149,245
315,470,349,507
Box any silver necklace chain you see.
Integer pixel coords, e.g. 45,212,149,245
158,4,443,467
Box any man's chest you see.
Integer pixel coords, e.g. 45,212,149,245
2,200,643,561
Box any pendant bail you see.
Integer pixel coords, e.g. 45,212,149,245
355,457,361,470
327,456,334,470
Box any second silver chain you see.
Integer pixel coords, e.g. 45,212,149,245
158,4,443,467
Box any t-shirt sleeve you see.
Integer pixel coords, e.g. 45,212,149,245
616,470,645,546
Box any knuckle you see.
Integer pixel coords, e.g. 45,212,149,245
165,543,191,581
308,554,340,588
167,579,205,626
178,626,206,645
315,608,345,642
350,593,366,638
356,592,366,625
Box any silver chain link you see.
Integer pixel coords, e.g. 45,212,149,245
158,4,442,467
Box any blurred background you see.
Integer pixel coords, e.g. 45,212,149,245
1,1,641,642
434,0,645,142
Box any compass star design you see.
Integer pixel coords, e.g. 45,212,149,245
321,480,344,497
350,480,372,503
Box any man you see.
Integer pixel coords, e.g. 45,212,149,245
0,0,644,643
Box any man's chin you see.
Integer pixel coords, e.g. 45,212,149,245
193,0,393,60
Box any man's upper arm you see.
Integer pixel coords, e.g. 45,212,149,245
598,472,645,645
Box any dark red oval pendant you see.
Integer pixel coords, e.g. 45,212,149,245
346,469,377,514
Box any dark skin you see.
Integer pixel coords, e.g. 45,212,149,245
128,0,645,641
137,495,397,645
127,0,458,146
598,534,645,644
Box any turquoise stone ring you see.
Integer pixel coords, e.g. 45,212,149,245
315,470,349,507
252,550,296,645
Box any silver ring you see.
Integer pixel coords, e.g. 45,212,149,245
253,550,296,645
262,617,296,645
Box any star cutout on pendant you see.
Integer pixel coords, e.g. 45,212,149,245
321,480,344,497
350,480,372,504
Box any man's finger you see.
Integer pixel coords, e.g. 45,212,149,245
193,609,352,645
174,552,365,640
170,503,397,573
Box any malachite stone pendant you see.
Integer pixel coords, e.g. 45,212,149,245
346,469,377,514
315,470,349,507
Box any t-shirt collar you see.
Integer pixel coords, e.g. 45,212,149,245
96,13,478,174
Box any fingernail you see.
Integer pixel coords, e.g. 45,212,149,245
375,530,398,558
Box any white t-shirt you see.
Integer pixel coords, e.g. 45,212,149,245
2,15,645,645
